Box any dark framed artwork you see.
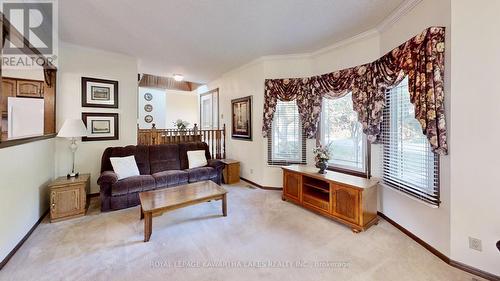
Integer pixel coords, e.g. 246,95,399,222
231,96,252,140
81,77,118,108
82,112,119,141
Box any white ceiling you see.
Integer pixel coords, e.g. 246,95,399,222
59,0,405,83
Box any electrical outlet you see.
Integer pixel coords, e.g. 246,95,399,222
250,168,254,174
468,237,482,252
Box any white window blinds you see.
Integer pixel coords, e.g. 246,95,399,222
381,78,440,206
268,100,306,165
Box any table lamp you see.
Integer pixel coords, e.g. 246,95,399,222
57,119,88,178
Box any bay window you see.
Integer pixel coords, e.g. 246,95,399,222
268,100,306,165
381,78,440,206
320,93,369,177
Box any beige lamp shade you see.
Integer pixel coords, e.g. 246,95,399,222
57,119,88,138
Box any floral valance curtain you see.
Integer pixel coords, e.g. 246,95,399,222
263,27,447,155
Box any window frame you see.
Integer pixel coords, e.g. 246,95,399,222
381,78,441,206
267,100,307,166
317,94,371,178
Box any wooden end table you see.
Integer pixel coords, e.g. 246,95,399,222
220,159,240,184
139,180,227,242
49,174,90,222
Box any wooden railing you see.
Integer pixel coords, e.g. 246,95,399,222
137,124,226,159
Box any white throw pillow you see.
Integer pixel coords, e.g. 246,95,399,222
187,150,208,169
110,155,140,180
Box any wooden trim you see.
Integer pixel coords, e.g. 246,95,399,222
378,211,500,281
378,211,449,262
240,177,282,190
449,260,500,281
0,133,56,149
0,209,49,270
327,166,369,179
87,193,99,199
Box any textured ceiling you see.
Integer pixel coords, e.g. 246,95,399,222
59,0,405,83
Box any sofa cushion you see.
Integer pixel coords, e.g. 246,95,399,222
185,167,218,183
110,156,140,180
111,175,156,196
152,170,188,188
187,150,208,169
149,144,181,173
178,142,211,170
101,145,150,175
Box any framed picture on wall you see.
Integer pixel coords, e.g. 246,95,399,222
82,112,119,141
231,96,252,140
81,77,118,108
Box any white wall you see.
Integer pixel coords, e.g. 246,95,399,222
165,89,198,128
0,139,55,262
312,31,380,74
376,0,452,257
138,87,166,129
208,28,380,188
56,42,138,193
449,0,500,275
206,0,499,275
209,61,267,185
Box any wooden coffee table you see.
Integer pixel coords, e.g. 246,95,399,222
139,180,227,242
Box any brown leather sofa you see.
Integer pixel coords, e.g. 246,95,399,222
97,142,224,212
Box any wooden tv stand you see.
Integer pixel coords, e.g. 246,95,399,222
282,165,379,233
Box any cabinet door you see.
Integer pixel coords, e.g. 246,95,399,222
283,171,301,201
223,163,240,184
50,185,82,220
1,79,16,113
333,185,360,224
17,81,43,98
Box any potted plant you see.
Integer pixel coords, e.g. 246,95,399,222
313,144,331,174
173,119,190,131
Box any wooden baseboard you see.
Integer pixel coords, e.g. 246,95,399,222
378,212,499,281
87,192,99,199
449,260,500,281
0,209,49,271
377,212,449,263
240,177,282,190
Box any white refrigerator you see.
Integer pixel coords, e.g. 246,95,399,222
7,97,44,139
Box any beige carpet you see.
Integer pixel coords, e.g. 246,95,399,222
0,182,481,281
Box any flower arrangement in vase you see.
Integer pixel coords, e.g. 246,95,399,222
313,144,331,174
173,119,190,131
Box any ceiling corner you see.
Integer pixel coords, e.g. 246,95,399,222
376,0,423,32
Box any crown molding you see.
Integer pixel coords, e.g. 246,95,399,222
215,0,422,81
310,28,379,58
376,0,423,32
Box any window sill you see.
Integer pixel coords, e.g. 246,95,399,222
267,162,306,168
0,133,57,149
379,181,440,209
327,166,369,178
